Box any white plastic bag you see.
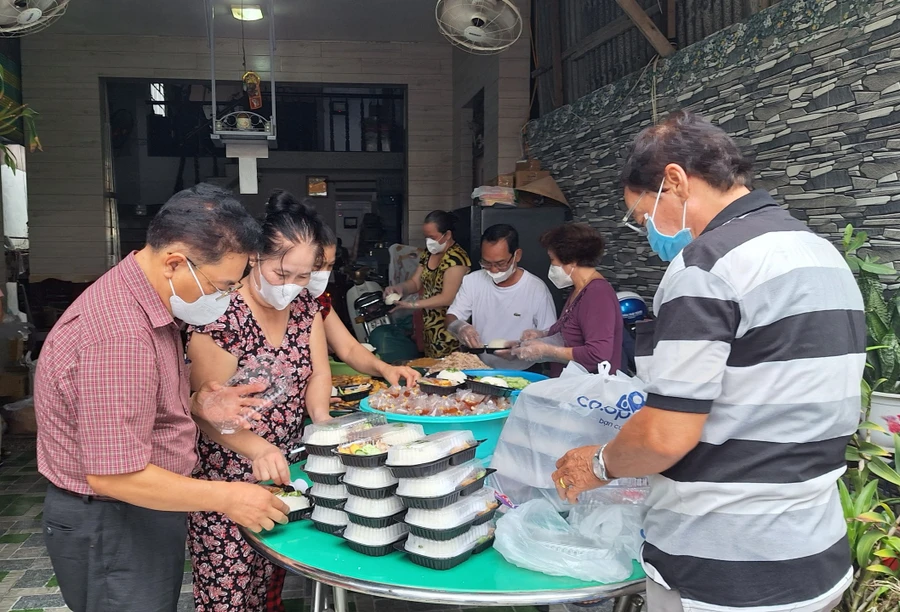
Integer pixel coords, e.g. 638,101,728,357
490,361,647,509
201,354,291,434
494,498,645,583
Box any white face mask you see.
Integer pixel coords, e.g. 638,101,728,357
169,261,231,326
253,260,305,310
487,263,517,285
548,264,574,290
305,270,331,299
426,233,448,255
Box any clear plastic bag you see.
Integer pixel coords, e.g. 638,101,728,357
493,498,646,583
203,354,291,434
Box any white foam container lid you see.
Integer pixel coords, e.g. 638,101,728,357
309,483,349,500
344,522,409,546
404,488,497,529
344,494,405,518
343,465,399,489
311,506,349,526
397,459,486,498
404,522,493,558
305,454,347,475
302,413,387,446
339,423,427,455
386,430,476,466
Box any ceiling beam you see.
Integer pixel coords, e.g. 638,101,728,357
548,0,565,108
667,0,676,42
615,0,676,57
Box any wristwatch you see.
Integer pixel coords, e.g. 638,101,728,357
592,444,610,481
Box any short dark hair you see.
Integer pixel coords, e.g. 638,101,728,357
619,110,753,192
481,224,519,254
423,210,457,234
264,189,336,266
539,223,605,267
146,183,260,265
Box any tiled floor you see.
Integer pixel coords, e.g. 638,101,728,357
0,436,590,612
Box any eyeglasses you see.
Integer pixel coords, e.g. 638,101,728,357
479,254,515,272
622,191,649,236
187,257,243,300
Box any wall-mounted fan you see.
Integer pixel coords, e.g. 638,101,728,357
0,0,68,37
436,0,523,55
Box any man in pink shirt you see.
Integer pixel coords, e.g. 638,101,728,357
35,184,289,612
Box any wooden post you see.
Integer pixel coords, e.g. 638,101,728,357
549,0,564,108
615,0,676,57
667,0,676,43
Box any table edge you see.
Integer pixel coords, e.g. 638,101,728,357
242,528,645,606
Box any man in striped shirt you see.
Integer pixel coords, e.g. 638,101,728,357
552,111,864,611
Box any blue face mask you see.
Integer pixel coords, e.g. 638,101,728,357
644,179,693,262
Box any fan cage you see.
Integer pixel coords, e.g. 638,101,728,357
0,0,69,37
436,0,524,55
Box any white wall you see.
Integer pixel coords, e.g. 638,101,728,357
21,35,454,281
451,0,532,209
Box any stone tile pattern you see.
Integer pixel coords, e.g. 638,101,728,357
0,437,577,612
525,0,900,298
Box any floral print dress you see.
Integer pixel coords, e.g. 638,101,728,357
186,290,321,612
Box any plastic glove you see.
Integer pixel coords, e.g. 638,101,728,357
447,319,482,348
384,285,404,298
511,338,569,364
492,341,520,361
520,329,548,342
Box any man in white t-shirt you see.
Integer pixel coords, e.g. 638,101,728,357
446,224,557,370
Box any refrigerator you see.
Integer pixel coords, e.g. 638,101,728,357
454,204,572,314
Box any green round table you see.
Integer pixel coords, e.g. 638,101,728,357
242,465,646,610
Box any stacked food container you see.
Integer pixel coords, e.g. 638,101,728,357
301,413,388,535
386,431,500,569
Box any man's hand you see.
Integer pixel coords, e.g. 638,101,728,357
380,364,420,387
250,441,291,486
192,381,268,431
448,320,482,348
552,445,609,504
220,482,289,533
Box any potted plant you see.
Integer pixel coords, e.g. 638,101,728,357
839,427,900,611
842,225,900,449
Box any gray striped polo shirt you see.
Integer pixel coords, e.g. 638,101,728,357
634,189,865,611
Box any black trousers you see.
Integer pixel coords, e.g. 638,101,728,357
43,483,188,612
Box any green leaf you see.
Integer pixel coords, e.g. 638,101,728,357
848,231,867,255
879,503,897,525
873,548,896,558
856,511,887,523
858,441,892,457
884,536,900,553
855,479,881,517
869,456,900,487
859,260,897,276
858,531,885,567
864,563,898,575
843,224,854,249
846,445,862,462
895,432,900,463
839,479,854,519
859,421,889,433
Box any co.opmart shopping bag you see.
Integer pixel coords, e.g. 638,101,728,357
489,362,647,509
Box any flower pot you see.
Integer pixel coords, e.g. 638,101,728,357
866,391,900,450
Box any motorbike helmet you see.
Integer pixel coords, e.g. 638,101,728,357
617,291,648,324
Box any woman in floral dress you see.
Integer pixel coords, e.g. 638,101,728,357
186,190,333,612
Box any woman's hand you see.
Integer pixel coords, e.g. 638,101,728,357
520,329,547,342
379,364,420,387
250,441,291,486
384,285,404,298
192,381,268,431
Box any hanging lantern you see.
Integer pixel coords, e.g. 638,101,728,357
243,71,262,110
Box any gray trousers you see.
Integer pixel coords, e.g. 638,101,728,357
43,484,188,612
646,579,845,612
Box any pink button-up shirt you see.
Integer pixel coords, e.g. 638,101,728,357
35,253,198,495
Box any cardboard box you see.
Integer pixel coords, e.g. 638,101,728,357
4,398,36,436
493,173,515,188
7,339,23,365
0,370,28,400
516,159,542,172
515,170,551,187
